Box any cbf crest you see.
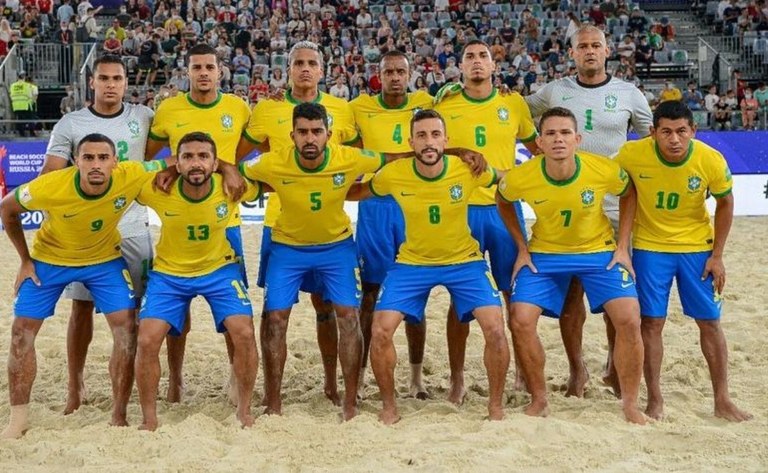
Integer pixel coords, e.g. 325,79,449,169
332,172,346,188
215,202,229,220
449,183,463,201
221,114,234,130
327,114,334,129
113,196,127,211
581,188,595,206
497,107,510,122
127,119,140,137
605,94,618,110
687,175,702,192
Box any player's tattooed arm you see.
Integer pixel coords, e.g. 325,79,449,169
608,183,636,279
0,193,40,294
705,192,734,294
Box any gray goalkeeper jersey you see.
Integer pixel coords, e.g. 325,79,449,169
46,103,155,238
525,75,652,211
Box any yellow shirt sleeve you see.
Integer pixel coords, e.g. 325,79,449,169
511,94,538,143
350,147,386,176
243,100,269,144
239,153,272,184
149,102,169,141
496,167,522,202
14,174,53,211
369,167,391,197
608,162,631,197
708,152,733,198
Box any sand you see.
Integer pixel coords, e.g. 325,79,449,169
0,218,766,472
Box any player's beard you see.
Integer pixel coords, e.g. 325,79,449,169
86,171,106,185
300,144,322,160
414,147,442,166
183,169,213,186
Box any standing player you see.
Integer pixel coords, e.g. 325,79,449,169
0,134,165,438
433,39,538,404
349,50,433,399
135,133,260,431
239,102,379,420
496,107,645,424
616,101,752,422
146,43,251,403
525,25,653,397
238,41,359,405
40,54,155,415
348,109,511,424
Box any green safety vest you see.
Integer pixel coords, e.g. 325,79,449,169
10,80,31,112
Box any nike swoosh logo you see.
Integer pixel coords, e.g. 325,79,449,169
639,174,653,179
282,180,296,185
400,192,416,196
63,213,79,218
562,96,574,101
164,211,181,217
621,282,634,288
278,119,289,124
450,115,462,120
367,113,377,118
176,122,189,128
533,199,548,204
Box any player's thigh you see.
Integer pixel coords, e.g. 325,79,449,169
443,260,503,323
199,263,254,333
511,253,572,318
632,249,676,318
139,271,192,337
577,252,638,315
375,263,435,325
357,198,402,285
256,226,272,289
314,238,362,308
676,251,722,321
81,258,137,315
121,232,154,300
13,260,73,319
264,242,311,311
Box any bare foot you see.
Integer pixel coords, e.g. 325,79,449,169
166,380,185,403
601,371,622,399
565,362,590,398
237,411,255,428
1,423,28,439
64,383,87,415
715,400,753,422
138,420,158,431
226,368,238,407
263,403,282,416
523,399,549,417
488,404,505,421
447,383,467,406
341,403,359,421
409,382,430,400
109,415,129,427
644,399,664,420
378,408,401,425
324,385,341,406
623,407,648,425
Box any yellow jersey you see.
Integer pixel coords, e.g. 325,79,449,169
350,91,433,153
370,156,497,265
243,90,359,227
137,175,261,276
14,160,164,266
433,89,537,205
149,92,251,164
240,144,383,246
616,137,732,253
498,152,630,253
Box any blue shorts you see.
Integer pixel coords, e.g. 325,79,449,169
139,263,253,336
469,204,527,292
264,237,361,311
357,196,406,285
257,226,324,295
226,225,249,288
376,261,502,324
512,252,638,318
14,258,136,319
633,250,722,320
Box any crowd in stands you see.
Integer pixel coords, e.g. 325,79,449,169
715,0,768,35
2,0,768,130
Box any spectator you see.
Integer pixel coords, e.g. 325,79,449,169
428,69,446,95
705,84,720,114
529,74,547,94
600,0,617,18
713,95,732,130
106,18,126,42
490,36,506,63
659,81,682,102
82,7,101,41
248,74,268,102
648,27,664,51
368,64,381,93
437,42,458,69
19,12,38,39
512,48,534,70
627,6,649,33
731,69,746,101
682,81,704,110
57,0,75,25
635,36,653,73
363,37,380,63
412,76,427,93
269,67,287,91
656,17,676,41
59,85,76,116
168,67,189,92
443,57,460,83
755,82,768,112
589,2,606,26
351,75,368,99
740,87,759,130
617,35,637,64
725,88,738,109
232,46,252,82
135,32,160,86
615,0,630,22
723,0,742,35
103,31,123,54
329,75,350,100
638,84,657,107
